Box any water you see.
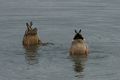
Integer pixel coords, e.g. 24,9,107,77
0,0,120,80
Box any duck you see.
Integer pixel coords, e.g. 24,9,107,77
23,21,41,46
69,29,88,57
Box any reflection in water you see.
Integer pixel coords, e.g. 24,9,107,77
23,45,40,65
70,55,87,78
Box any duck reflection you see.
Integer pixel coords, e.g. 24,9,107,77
24,45,40,65
70,55,87,77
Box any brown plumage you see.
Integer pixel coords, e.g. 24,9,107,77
23,21,41,46
69,29,88,57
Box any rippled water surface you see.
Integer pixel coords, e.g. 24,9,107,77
0,0,120,80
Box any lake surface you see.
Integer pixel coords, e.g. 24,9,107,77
0,0,120,80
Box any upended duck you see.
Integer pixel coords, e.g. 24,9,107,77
23,21,41,46
69,29,88,56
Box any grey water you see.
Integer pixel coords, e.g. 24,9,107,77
0,0,120,80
